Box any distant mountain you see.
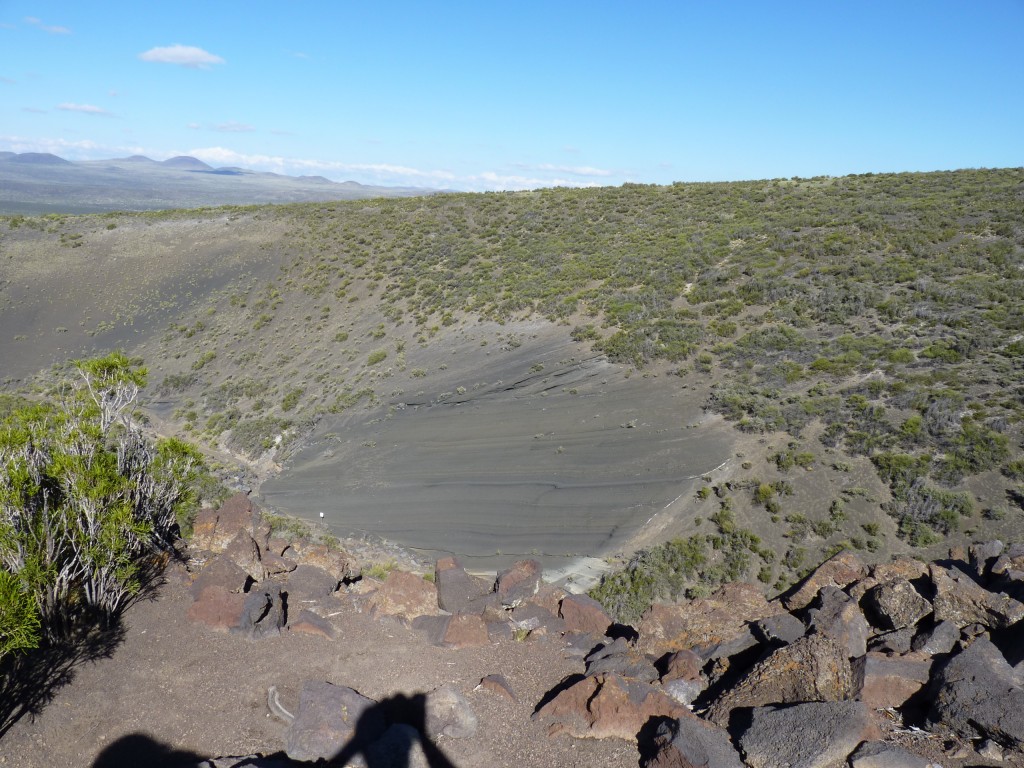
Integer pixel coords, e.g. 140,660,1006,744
5,152,72,166
161,155,214,171
0,152,440,214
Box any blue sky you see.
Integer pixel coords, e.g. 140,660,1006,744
1,1,1022,191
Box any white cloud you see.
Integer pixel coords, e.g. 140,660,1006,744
535,163,613,177
471,171,600,191
138,45,225,69
57,103,111,116
0,135,102,157
0,136,615,192
187,122,202,130
1,76,15,85
214,121,255,133
25,17,70,34
22,107,47,113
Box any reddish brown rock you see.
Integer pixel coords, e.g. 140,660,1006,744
367,570,440,621
661,649,704,683
636,582,773,657
261,551,297,577
558,593,612,636
782,550,866,611
870,557,929,584
495,559,543,607
438,613,490,649
533,673,692,742
289,609,336,640
851,651,932,708
930,563,1024,629
476,674,517,701
189,554,252,598
221,530,264,581
187,585,246,632
190,493,265,553
288,541,356,582
706,634,852,726
527,583,569,615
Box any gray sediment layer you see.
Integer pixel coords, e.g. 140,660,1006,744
261,344,732,571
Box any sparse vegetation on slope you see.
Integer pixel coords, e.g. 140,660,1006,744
2,169,1023,597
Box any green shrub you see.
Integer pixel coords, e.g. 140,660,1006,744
0,354,201,652
367,349,388,365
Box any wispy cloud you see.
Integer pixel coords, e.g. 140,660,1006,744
535,163,613,177
0,136,613,192
184,146,457,185
214,121,255,133
1,76,15,85
25,17,71,34
0,135,103,156
138,45,225,69
187,122,202,130
472,171,600,191
57,103,111,116
22,107,47,113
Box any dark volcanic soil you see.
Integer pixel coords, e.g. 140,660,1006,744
261,328,735,573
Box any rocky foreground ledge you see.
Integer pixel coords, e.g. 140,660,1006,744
184,494,1024,767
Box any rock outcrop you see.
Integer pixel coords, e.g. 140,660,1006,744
189,532,1024,768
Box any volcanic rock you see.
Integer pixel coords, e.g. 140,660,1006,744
705,634,852,726
863,578,932,631
495,559,543,607
782,550,866,611
636,582,773,657
641,715,745,768
558,593,612,636
929,563,1024,629
367,570,440,621
928,636,1024,749
533,673,691,742
737,700,878,768
284,681,385,763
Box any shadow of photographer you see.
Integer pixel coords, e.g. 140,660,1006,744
331,691,458,768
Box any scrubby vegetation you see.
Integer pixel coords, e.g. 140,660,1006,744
3,168,1023,622
0,354,207,661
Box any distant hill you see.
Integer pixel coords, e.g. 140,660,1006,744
161,155,214,171
0,152,440,214
6,152,72,166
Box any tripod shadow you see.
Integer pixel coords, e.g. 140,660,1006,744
331,692,458,768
